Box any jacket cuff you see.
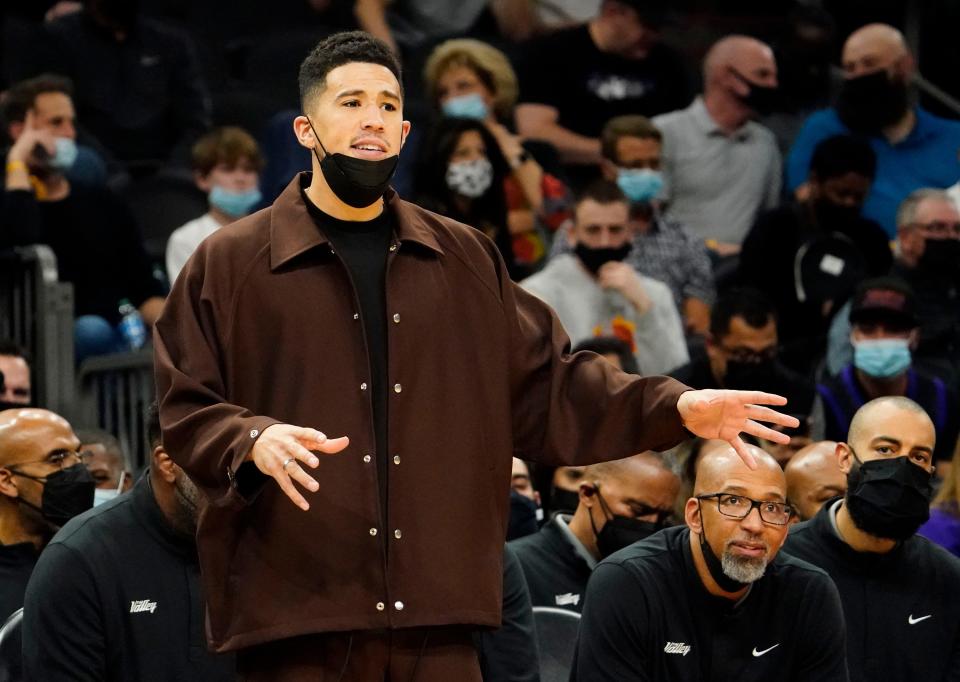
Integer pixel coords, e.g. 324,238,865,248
225,417,281,504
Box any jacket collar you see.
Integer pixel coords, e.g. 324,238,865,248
269,173,444,271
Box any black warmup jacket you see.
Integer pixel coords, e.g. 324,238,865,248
784,499,960,682
572,525,849,681
22,473,235,681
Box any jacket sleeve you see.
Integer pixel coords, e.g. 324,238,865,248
794,572,850,682
153,241,279,500
504,254,691,466
22,544,106,682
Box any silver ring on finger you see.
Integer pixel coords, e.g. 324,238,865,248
282,457,296,471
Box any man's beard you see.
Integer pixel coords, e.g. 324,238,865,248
171,472,201,537
721,534,770,583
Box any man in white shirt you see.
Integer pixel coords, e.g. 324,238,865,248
522,180,687,374
165,126,263,283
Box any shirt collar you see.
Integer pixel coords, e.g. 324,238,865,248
553,514,598,570
269,173,443,271
689,97,753,141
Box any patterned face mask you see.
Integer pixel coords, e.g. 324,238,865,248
445,158,494,198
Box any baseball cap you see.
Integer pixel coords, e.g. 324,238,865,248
848,276,918,328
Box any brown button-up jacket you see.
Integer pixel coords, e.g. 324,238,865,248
154,174,691,652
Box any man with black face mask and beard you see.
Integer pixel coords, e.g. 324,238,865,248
787,23,960,237
573,444,848,681
22,402,236,681
0,408,93,621
509,452,679,613
784,396,960,682
522,180,688,374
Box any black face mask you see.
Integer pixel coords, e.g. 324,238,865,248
306,117,399,208
550,487,581,515
844,451,933,541
696,502,748,593
573,243,632,275
11,464,95,527
589,488,662,559
507,489,540,541
813,199,861,230
723,358,777,392
836,70,910,134
918,238,960,280
730,68,779,116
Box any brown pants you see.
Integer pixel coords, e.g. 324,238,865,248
236,627,483,682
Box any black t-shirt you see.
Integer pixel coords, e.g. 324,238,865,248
572,525,848,681
509,514,593,613
784,500,960,682
0,187,164,323
518,24,690,138
22,473,236,681
0,541,37,622
303,188,394,522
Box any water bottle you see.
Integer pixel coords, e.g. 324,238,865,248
117,299,147,350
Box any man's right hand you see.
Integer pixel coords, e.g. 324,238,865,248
7,109,55,165
247,424,349,511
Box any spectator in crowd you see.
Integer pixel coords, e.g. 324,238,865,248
510,452,679,614
547,465,587,516
784,440,846,522
155,31,797,678
653,35,781,255
740,135,892,374
817,277,959,468
511,457,539,505
39,0,211,166
508,457,541,540
0,407,93,620
919,439,960,558
572,335,638,374
489,0,603,41
0,341,31,409
573,444,847,680
414,116,520,277
551,115,715,335
355,0,497,56
424,38,573,273
786,24,960,237
515,0,689,176
785,396,960,682
22,403,236,681
166,127,264,283
827,189,960,383
670,288,817,424
75,427,132,506
0,75,166,362
522,180,688,374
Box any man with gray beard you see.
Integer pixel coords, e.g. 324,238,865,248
572,445,848,681
22,403,236,681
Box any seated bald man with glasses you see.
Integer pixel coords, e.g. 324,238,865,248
572,444,848,682
0,408,95,619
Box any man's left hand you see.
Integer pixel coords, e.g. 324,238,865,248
677,389,799,469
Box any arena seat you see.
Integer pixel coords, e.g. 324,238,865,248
0,608,23,682
532,606,581,682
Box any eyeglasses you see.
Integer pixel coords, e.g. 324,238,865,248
696,493,794,526
912,221,960,238
10,450,90,472
719,345,777,364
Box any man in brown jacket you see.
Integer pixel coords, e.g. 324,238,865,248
154,31,799,681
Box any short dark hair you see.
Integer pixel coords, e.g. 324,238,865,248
600,115,662,163
572,336,640,374
146,401,161,450
298,31,403,109
709,287,777,338
0,73,73,129
575,179,629,209
810,135,876,182
0,340,30,365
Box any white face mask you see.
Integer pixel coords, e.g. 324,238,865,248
445,158,494,198
92,471,126,507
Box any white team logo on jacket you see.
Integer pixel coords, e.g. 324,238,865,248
664,642,692,656
129,599,158,614
555,593,581,607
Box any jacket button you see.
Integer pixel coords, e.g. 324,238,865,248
389,244,398,252
392,313,400,324
249,429,259,439
353,313,359,320
369,528,378,536
394,529,402,539
363,454,372,463
394,601,404,611
361,382,368,391
393,383,402,393
393,455,400,465
376,602,385,611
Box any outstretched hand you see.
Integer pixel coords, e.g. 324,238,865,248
677,390,800,469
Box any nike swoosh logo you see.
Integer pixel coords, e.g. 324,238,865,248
908,614,932,625
752,644,779,657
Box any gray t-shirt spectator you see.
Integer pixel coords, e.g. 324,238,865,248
654,97,781,245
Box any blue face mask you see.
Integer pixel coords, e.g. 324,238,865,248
853,338,912,378
51,137,78,171
209,186,262,218
616,168,663,204
441,93,489,121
